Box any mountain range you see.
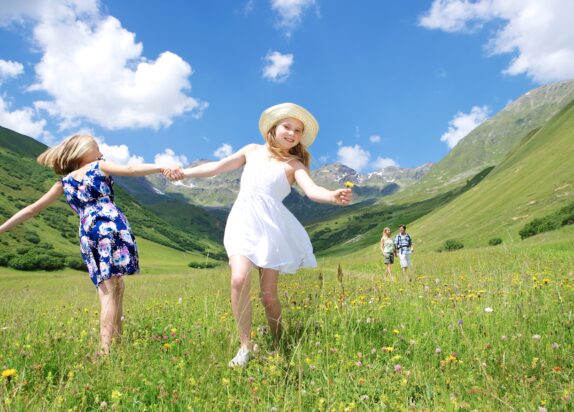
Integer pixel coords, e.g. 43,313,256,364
1,79,573,269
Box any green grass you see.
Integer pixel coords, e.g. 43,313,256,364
1,235,573,411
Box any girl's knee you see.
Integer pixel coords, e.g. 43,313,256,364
231,272,250,291
260,291,280,309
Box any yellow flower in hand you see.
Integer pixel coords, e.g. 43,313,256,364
344,181,354,188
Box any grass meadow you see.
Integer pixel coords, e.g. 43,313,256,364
1,235,574,411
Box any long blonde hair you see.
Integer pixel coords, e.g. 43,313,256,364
37,134,97,175
265,124,311,168
381,227,391,241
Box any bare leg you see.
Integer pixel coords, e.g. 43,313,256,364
259,268,282,344
385,263,394,281
229,255,253,349
97,278,119,354
112,277,125,340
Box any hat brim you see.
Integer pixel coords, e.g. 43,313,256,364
258,103,319,147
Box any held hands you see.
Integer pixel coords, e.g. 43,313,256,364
332,188,352,205
162,166,185,181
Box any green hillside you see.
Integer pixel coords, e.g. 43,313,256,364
306,167,494,256
407,99,574,250
389,79,574,204
0,127,225,273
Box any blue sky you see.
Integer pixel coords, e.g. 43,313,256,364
0,0,573,171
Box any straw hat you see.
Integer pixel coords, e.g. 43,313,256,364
258,103,319,147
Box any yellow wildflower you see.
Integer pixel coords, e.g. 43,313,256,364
344,181,354,188
2,369,16,378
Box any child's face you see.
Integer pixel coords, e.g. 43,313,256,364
274,118,304,149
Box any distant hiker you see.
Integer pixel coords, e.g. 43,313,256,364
0,134,181,356
380,227,396,281
395,224,414,279
173,103,353,367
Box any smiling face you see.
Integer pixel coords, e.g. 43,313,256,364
273,117,304,149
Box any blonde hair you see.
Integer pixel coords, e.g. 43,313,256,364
37,134,97,175
265,124,311,168
381,227,391,241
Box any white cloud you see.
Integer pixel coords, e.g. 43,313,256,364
0,59,24,83
440,105,490,149
270,0,317,35
98,142,144,165
213,143,233,159
369,135,381,143
1,0,206,130
154,148,188,167
337,144,371,171
242,0,255,15
372,157,398,169
0,96,49,140
419,0,574,83
262,50,294,83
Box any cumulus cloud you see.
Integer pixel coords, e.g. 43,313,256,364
440,105,490,149
98,142,144,165
270,0,317,35
262,51,294,83
369,135,381,143
372,157,398,169
0,96,49,140
1,0,206,130
154,148,188,167
0,59,24,83
337,144,371,171
213,143,233,159
419,0,574,83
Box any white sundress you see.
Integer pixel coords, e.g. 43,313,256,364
224,156,317,273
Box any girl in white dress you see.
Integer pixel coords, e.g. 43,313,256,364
177,103,352,367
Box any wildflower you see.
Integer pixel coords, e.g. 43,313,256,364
163,343,170,350
392,329,400,335
539,407,547,412
111,390,122,401
360,395,369,401
344,181,354,188
458,319,463,326
100,401,108,409
222,378,230,385
382,346,394,353
532,334,541,340
2,369,16,379
394,364,402,373
435,347,442,354
552,342,559,349
484,307,493,313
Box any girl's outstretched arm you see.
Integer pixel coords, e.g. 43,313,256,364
181,144,259,178
99,160,179,177
0,182,63,234
292,162,352,205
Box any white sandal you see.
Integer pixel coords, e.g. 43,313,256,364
228,347,251,367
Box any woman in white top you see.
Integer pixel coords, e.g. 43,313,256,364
177,103,352,367
380,227,396,281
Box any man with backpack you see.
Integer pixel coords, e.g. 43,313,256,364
395,224,414,279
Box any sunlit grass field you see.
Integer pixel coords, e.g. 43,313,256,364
1,236,574,411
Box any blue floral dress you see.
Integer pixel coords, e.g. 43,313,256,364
61,161,139,287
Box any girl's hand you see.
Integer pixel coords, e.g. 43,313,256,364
162,166,184,181
332,188,352,205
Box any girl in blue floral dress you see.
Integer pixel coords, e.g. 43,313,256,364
0,134,181,354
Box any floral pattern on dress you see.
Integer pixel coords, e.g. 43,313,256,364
62,161,139,287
